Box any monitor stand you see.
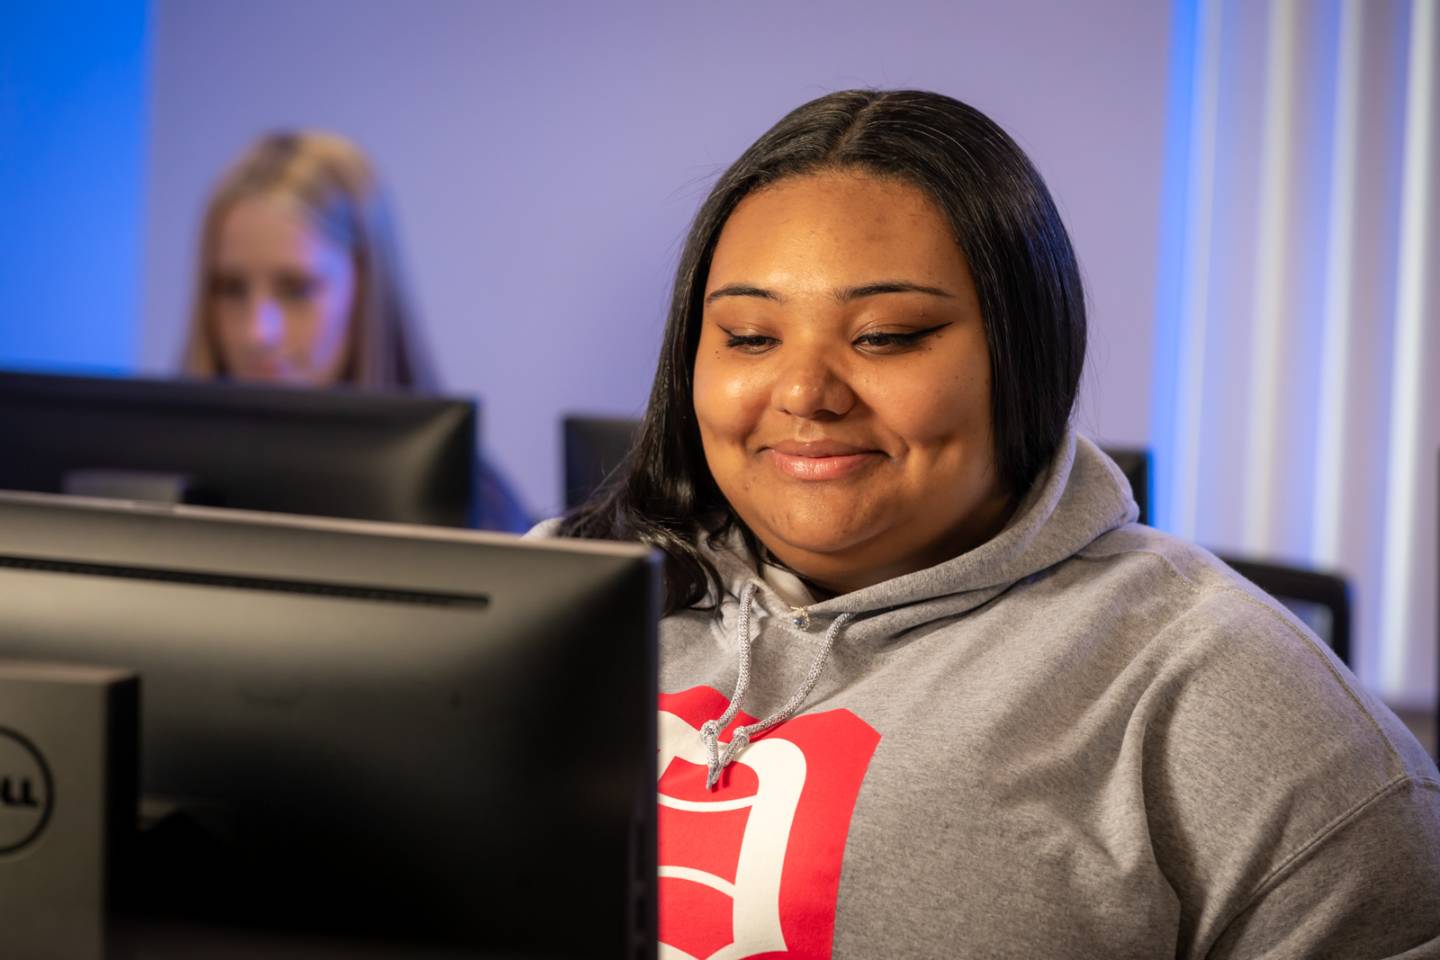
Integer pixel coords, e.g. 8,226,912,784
62,469,195,505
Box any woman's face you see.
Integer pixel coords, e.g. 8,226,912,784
209,196,357,387
693,170,1013,594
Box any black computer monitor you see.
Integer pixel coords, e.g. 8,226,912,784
562,414,641,510
0,491,659,957
0,369,476,527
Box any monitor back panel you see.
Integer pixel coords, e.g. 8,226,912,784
563,415,641,510
0,493,659,957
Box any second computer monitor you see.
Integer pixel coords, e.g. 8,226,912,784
0,369,476,527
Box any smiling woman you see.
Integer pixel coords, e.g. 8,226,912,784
552,90,1440,957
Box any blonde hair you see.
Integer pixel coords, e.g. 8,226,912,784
182,131,435,390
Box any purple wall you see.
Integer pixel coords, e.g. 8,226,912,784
141,0,1171,516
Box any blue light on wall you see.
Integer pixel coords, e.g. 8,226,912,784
1149,0,1202,535
0,0,151,375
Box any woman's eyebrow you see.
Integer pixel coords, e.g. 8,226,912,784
704,284,781,306
703,279,954,306
835,280,954,302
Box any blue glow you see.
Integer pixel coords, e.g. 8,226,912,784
1149,0,1202,533
0,0,151,375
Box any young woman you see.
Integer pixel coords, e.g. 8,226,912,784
554,90,1439,957
182,131,530,531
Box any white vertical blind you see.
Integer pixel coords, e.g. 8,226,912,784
1312,0,1364,568
1381,0,1437,693
1156,0,1439,706
1243,0,1298,553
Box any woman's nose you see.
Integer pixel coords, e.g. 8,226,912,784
243,297,285,346
774,349,856,420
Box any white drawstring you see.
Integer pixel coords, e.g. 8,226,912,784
699,582,853,790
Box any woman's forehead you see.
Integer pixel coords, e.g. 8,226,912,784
705,171,970,300
213,195,347,273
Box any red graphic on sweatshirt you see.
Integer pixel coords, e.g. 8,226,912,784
657,686,881,960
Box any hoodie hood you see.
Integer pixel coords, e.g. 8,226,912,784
704,429,1139,645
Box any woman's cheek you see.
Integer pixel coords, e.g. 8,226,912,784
695,356,760,440
881,364,990,445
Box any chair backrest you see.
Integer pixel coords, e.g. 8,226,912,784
562,415,642,510
1098,446,1153,526
1215,554,1353,666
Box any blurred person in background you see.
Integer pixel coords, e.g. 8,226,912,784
181,131,530,531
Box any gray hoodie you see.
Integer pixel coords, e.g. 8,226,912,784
544,431,1440,959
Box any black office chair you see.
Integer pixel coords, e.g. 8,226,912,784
1099,446,1153,526
1216,554,1353,667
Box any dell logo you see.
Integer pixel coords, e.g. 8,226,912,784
1,776,39,808
0,727,53,855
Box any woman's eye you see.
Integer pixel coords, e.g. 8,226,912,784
210,276,247,301
724,332,778,353
854,323,951,351
854,332,911,349
275,275,320,303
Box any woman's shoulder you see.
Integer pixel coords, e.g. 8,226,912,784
1072,524,1335,660
1059,524,1439,952
1070,523,1432,779
522,517,564,539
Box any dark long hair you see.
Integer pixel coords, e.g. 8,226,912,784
561,90,1087,613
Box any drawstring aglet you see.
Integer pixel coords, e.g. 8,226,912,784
702,725,751,791
699,719,723,790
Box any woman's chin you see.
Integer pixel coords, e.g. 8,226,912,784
231,366,288,384
758,523,888,574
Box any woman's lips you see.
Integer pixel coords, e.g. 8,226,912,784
238,356,287,379
762,441,884,481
